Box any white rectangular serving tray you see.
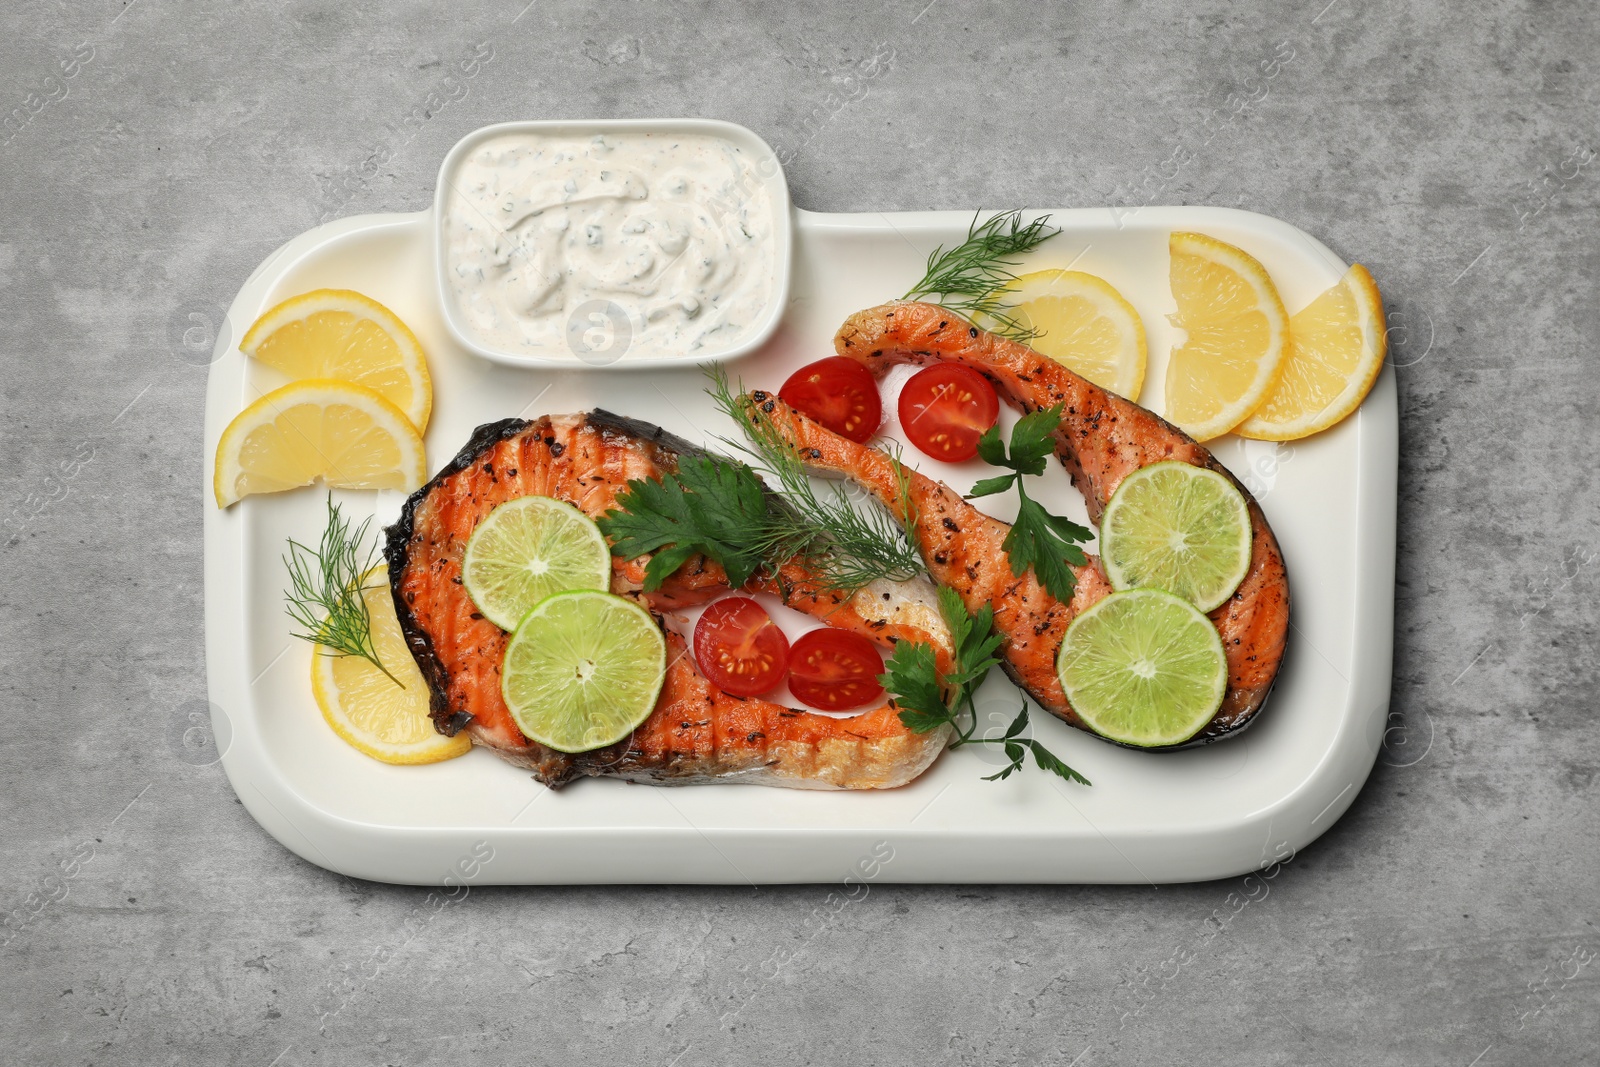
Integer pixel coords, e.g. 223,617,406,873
204,205,1396,885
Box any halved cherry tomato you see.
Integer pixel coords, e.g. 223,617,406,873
694,596,790,698
897,363,1000,461
787,629,886,712
778,356,882,443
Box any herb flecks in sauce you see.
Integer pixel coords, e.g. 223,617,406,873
443,131,777,359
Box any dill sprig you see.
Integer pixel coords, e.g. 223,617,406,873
902,208,1060,344
284,494,402,687
706,366,925,594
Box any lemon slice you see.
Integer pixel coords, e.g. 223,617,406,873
463,496,612,630
1057,589,1227,747
242,289,432,432
1236,264,1386,441
502,590,666,753
213,379,427,507
1099,461,1252,612
311,566,471,765
993,269,1147,398
1163,233,1289,441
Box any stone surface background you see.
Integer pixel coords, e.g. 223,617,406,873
2,1,1597,1064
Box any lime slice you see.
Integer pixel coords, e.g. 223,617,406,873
501,590,666,753
462,496,611,630
1057,589,1227,747
1099,461,1252,612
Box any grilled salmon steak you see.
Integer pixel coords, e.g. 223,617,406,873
751,300,1289,743
384,410,953,789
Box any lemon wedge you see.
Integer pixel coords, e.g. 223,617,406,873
1163,233,1289,441
213,379,427,507
993,269,1147,399
1236,264,1386,441
242,289,432,432
311,566,471,765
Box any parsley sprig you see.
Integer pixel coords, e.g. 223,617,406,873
968,403,1094,604
902,209,1060,344
882,586,1090,785
597,454,781,590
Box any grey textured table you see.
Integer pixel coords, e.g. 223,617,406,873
4,1,1597,1064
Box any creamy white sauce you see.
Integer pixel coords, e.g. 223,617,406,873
442,131,777,361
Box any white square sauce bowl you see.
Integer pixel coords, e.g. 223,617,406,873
432,119,792,370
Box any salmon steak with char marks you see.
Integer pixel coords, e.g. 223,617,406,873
746,300,1289,745
384,410,953,789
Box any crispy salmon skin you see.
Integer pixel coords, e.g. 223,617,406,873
384,411,952,789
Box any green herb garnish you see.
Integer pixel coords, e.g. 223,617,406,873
707,366,924,593
596,374,925,597
967,403,1094,604
284,494,401,687
902,209,1060,344
882,586,1090,785
598,453,777,591
599,368,926,595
